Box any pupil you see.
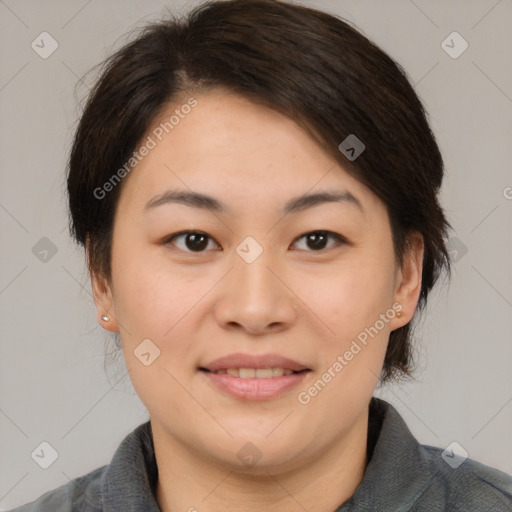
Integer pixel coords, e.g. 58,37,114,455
308,231,327,250
186,233,208,251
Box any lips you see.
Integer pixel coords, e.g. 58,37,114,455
214,368,296,378
200,353,311,373
199,353,311,400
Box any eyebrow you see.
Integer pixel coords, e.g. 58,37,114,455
144,188,364,216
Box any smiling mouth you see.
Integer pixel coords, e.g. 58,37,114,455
199,368,310,379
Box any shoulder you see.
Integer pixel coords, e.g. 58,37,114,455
417,444,512,511
364,398,512,512
5,465,106,512
5,421,155,512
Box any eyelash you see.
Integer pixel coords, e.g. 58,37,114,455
163,230,347,253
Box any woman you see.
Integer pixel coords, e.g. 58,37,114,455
9,0,512,510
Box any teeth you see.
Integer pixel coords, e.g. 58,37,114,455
255,368,273,378
239,368,256,378
214,368,295,378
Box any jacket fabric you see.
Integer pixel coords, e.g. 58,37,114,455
8,397,512,511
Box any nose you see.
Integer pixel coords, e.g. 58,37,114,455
213,249,298,335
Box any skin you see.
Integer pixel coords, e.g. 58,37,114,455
91,87,424,512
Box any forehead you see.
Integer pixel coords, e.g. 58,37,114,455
115,88,383,218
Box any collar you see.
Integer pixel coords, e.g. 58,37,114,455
101,419,160,511
336,397,436,511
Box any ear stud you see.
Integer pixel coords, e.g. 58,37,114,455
101,315,110,322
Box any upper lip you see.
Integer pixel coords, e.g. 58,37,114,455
200,353,311,372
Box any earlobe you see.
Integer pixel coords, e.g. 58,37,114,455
391,232,424,329
86,238,119,332
90,270,119,333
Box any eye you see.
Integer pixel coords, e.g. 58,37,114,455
163,230,346,254
164,231,220,253
291,230,346,251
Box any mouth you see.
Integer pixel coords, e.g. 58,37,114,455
199,353,311,400
200,352,311,373
199,367,310,378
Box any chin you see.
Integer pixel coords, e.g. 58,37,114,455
202,433,309,476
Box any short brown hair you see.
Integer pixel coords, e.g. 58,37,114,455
67,0,452,382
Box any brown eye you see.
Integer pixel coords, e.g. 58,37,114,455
165,231,219,252
291,231,345,251
164,230,345,254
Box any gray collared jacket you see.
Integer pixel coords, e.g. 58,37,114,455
7,398,512,511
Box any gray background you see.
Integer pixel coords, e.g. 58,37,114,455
1,0,511,508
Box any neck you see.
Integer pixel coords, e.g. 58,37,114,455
153,408,369,512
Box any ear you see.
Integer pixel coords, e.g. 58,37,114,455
86,240,119,333
391,231,424,330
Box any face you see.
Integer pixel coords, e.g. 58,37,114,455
92,88,423,474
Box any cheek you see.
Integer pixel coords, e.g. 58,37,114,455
301,260,394,409
111,255,202,418
303,253,396,339
110,244,193,344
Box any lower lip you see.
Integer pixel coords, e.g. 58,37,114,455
201,370,310,400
